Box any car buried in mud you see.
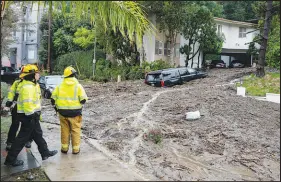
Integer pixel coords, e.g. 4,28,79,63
38,75,63,99
144,67,207,87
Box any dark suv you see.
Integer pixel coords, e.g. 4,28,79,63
144,67,207,87
1,66,20,84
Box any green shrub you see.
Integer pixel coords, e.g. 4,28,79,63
54,49,106,78
266,15,280,69
143,128,163,144
141,59,172,72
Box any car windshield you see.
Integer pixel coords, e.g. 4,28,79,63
146,74,161,81
45,76,63,85
232,60,242,64
187,68,196,74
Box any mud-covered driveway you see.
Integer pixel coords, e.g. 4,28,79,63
41,68,280,181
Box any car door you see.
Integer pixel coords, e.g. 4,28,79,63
3,67,17,83
179,68,192,82
164,70,181,86
187,68,197,80
162,71,172,86
38,76,46,91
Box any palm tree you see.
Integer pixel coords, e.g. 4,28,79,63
3,1,155,73
4,1,155,47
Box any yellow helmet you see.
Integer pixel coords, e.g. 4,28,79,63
63,66,77,77
19,64,39,78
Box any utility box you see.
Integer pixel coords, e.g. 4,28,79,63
237,87,246,97
117,75,121,82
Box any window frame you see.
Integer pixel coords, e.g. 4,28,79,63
239,27,247,38
155,40,163,55
164,42,171,56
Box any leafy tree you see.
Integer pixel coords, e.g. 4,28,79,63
266,15,280,69
7,1,154,47
73,27,95,50
179,45,192,66
181,4,223,67
247,42,259,61
199,22,224,68
252,1,280,76
221,1,256,21
193,1,224,17
1,5,18,57
141,1,187,66
39,12,91,68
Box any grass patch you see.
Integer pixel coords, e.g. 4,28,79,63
1,116,11,134
1,168,49,181
237,72,280,96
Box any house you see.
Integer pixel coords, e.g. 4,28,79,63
1,3,45,69
141,16,259,68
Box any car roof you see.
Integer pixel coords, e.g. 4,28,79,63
147,70,162,75
45,75,62,77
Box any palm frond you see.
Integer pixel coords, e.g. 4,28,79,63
66,1,156,48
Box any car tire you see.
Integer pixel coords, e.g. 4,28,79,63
41,89,45,97
44,91,50,99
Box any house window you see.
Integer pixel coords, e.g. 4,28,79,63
239,27,247,38
28,49,35,59
217,25,222,35
164,42,171,56
155,40,163,55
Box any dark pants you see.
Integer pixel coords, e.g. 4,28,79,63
6,106,32,144
5,112,50,163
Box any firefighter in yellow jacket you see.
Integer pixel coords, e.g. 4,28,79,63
4,64,57,167
4,66,33,150
51,66,87,154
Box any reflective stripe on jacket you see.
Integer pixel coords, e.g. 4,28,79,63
51,77,87,110
7,79,21,102
16,80,41,115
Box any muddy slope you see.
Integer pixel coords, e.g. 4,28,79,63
41,68,280,181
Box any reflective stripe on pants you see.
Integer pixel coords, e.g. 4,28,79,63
59,114,82,153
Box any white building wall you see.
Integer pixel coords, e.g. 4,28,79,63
1,3,44,68
179,36,203,68
216,20,259,50
139,16,260,68
142,34,155,63
142,14,156,63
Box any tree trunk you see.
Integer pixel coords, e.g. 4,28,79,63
0,0,6,78
201,53,206,68
256,1,273,77
197,49,201,69
170,39,175,67
185,41,192,67
191,43,195,68
48,1,52,73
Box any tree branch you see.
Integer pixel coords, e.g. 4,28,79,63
186,46,200,61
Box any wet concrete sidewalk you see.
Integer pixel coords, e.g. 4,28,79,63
1,144,41,178
30,122,147,181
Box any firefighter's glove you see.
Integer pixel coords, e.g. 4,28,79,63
5,101,13,107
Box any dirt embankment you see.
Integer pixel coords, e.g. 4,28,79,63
41,68,280,181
